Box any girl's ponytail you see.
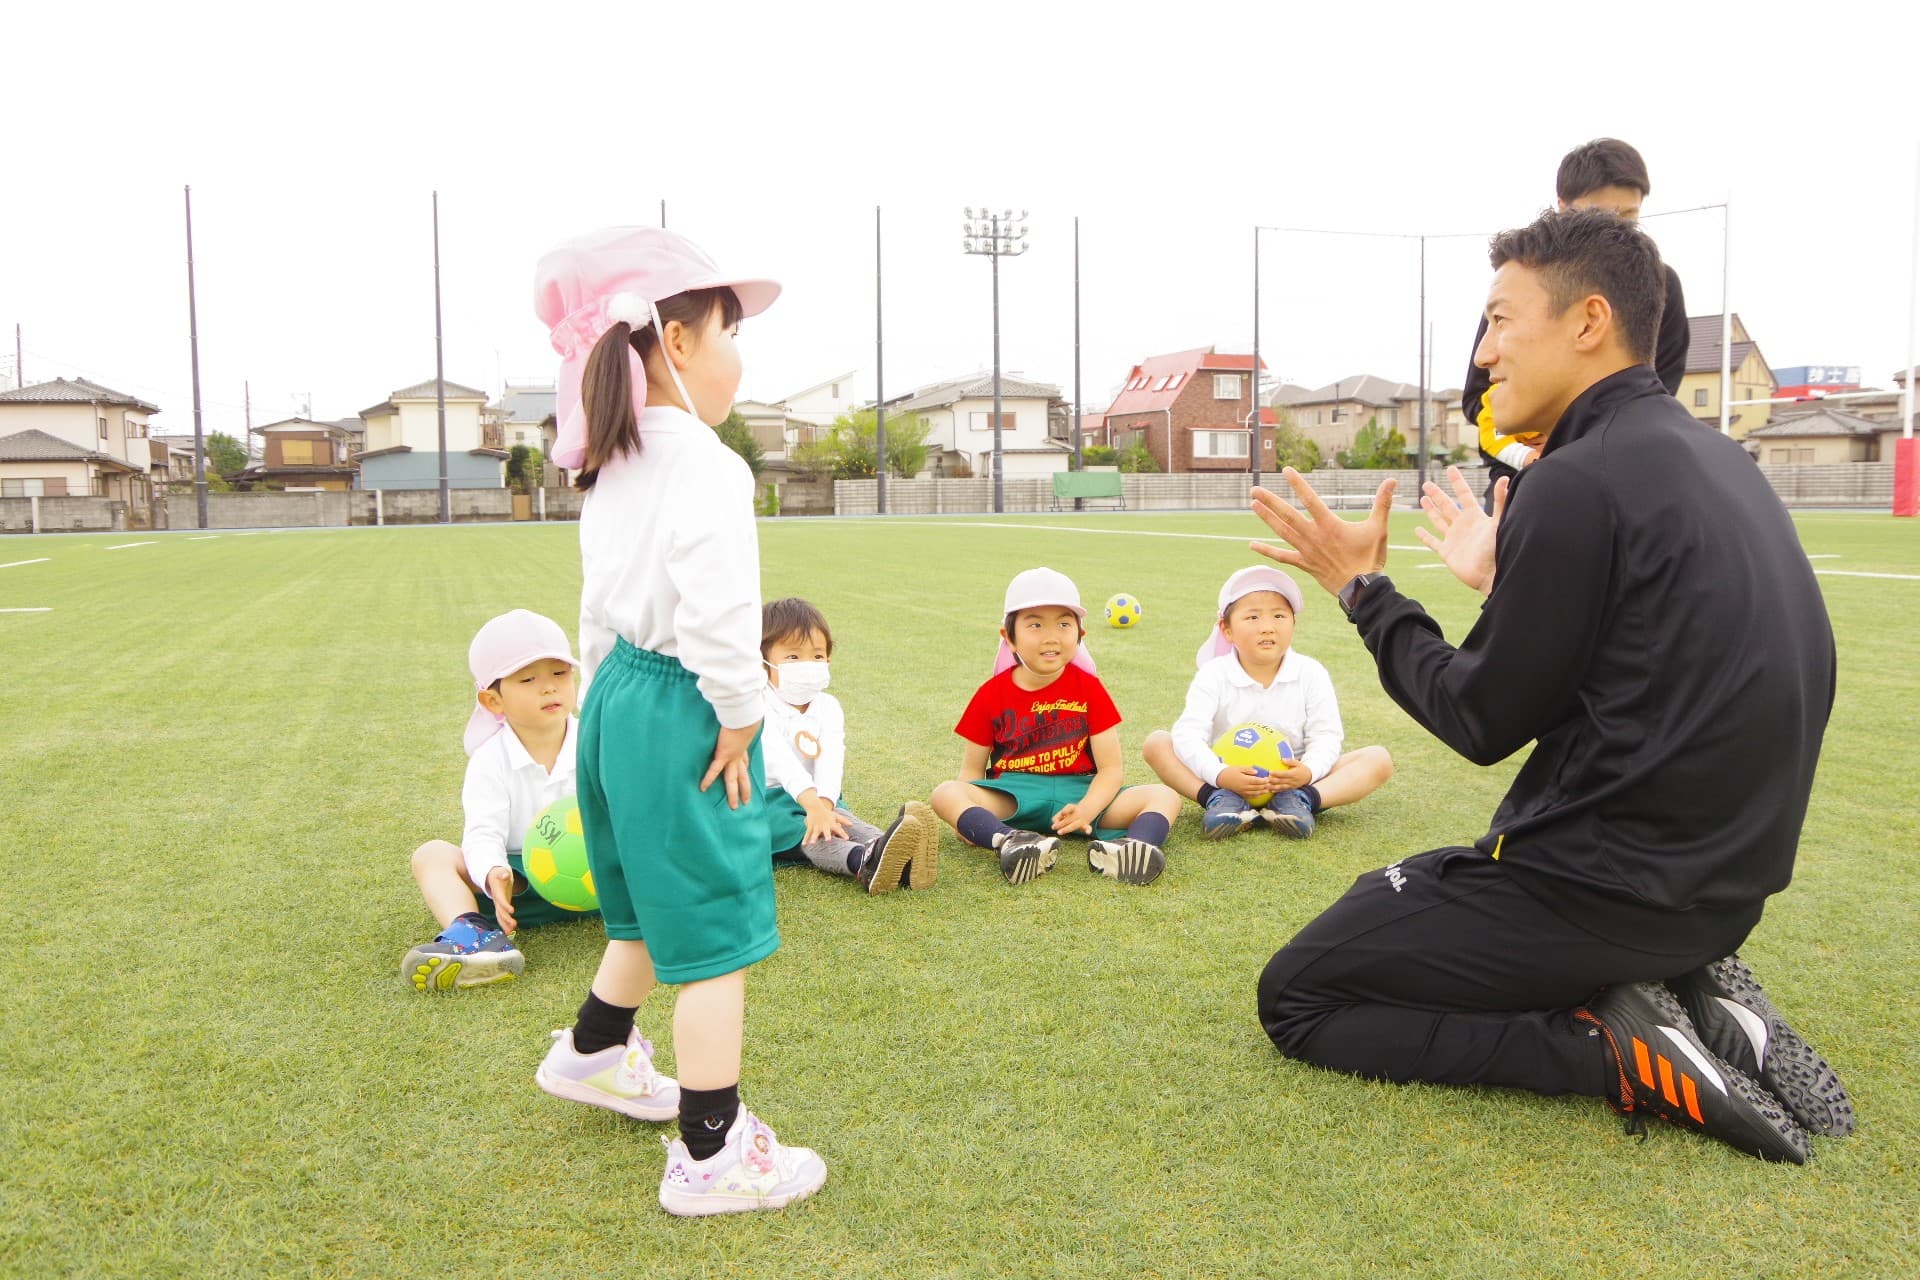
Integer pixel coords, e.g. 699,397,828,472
576,322,637,490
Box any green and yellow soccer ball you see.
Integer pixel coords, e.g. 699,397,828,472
523,798,598,912
1211,722,1297,807
1105,593,1143,628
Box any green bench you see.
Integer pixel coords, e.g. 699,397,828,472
1051,470,1125,510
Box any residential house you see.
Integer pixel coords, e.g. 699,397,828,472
148,437,196,483
1269,375,1460,462
0,377,157,501
1680,315,1776,438
239,418,358,490
734,399,828,461
355,378,505,490
884,373,1069,479
781,371,859,427
497,384,557,455
1103,347,1273,473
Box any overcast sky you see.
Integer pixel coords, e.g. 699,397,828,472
3,1,1917,436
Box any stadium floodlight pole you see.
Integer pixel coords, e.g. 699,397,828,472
433,191,450,524
1252,226,1264,489
1719,199,1733,436
1417,234,1429,493
1899,141,1919,517
1073,215,1083,495
875,204,886,514
183,185,207,530
962,207,1029,513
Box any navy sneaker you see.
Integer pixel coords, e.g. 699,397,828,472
1578,981,1811,1164
1666,956,1854,1138
1201,789,1258,840
1263,790,1316,839
996,830,1059,885
400,916,524,993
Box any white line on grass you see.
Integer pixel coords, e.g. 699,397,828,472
187,535,220,541
0,558,51,569
0,607,51,613
105,541,157,551
1806,554,1841,559
1815,569,1920,581
882,520,1437,552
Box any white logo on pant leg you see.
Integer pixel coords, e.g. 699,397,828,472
1384,862,1407,893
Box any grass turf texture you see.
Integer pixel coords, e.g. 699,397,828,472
4,511,1916,1278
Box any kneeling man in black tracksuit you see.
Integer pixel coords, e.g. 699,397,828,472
1250,208,1853,1163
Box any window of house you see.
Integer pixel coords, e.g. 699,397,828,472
98,416,109,439
1214,374,1240,400
1194,432,1249,459
1166,373,1186,391
969,411,1015,433
1694,388,1709,407
1149,375,1171,392
1796,448,1815,463
1387,409,1398,428
830,382,840,398
281,439,316,465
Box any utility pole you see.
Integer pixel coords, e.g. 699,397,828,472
1074,215,1084,506
433,191,450,524
875,204,887,514
184,186,207,530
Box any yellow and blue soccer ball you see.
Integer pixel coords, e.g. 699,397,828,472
1211,722,1297,807
1105,593,1143,628
523,798,598,912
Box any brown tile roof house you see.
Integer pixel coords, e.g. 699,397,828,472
0,427,139,471
0,376,159,412
1684,315,1763,376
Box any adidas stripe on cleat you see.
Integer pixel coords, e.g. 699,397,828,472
997,830,1059,885
1579,981,1811,1165
1666,955,1854,1138
1086,838,1166,886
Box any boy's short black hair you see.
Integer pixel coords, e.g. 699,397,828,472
762,597,832,657
1556,138,1651,204
1489,207,1667,363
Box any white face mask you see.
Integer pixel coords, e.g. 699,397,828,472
767,660,829,705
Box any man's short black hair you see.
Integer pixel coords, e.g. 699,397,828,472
1556,138,1651,204
1489,208,1667,363
761,597,833,657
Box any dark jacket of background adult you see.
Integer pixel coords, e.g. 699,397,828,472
1349,364,1835,948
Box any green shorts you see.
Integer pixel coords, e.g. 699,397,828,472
576,640,779,984
973,771,1130,842
764,785,810,854
473,851,599,931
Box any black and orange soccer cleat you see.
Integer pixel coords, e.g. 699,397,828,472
1578,982,1812,1164
1665,955,1855,1138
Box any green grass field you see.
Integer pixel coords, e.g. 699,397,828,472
5,510,1918,1278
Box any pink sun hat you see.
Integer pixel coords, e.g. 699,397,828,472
993,567,1097,676
463,609,579,756
1195,565,1304,668
534,226,781,471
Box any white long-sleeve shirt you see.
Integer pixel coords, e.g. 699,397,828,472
1170,649,1343,786
461,717,579,898
759,690,846,805
577,406,764,729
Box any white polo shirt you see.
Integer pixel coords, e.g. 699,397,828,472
760,689,847,805
577,406,764,729
461,717,579,898
1170,649,1344,786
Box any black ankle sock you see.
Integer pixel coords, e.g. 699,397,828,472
1196,783,1220,805
1298,784,1323,813
679,1084,741,1161
571,992,637,1056
956,806,1013,850
1124,813,1172,846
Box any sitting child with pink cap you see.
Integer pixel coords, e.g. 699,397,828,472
403,608,593,993
929,567,1183,886
1142,566,1393,840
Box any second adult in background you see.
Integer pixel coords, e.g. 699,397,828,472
1462,139,1690,508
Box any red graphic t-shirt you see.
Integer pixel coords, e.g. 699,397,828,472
954,663,1121,777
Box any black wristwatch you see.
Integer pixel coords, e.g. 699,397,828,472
1337,573,1382,620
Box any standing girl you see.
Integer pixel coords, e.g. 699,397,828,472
530,227,825,1216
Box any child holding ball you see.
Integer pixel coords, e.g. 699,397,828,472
1143,566,1392,839
529,226,825,1217
402,609,589,994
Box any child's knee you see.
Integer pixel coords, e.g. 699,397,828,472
410,839,460,880
1146,782,1182,815
1141,729,1173,761
1366,745,1394,780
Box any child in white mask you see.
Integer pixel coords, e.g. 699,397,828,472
760,597,938,893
